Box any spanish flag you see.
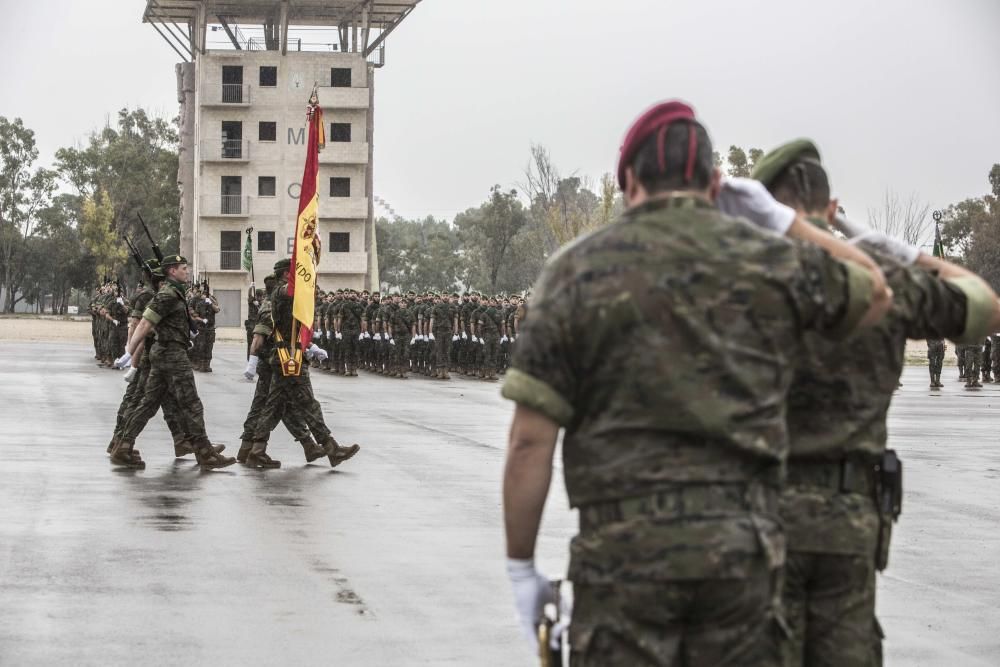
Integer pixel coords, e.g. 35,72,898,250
289,88,326,350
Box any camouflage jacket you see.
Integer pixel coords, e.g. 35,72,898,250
503,196,874,582
142,279,192,348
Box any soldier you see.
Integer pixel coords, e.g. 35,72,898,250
245,259,361,468
477,295,502,381
992,333,1000,380
982,337,992,382
337,289,364,376
246,284,263,359
430,292,457,379
114,255,236,470
956,343,967,380
363,291,380,371
389,293,416,378
964,340,983,388
753,139,1000,666
107,282,130,366
501,101,890,664
239,273,323,464
927,339,945,388
191,283,220,372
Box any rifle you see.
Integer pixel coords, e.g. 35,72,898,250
137,213,164,262
124,235,152,280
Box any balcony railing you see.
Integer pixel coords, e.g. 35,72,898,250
222,83,247,103
202,139,250,162
219,250,243,270
200,195,250,217
204,84,251,106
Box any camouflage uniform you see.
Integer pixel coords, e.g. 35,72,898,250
503,196,875,666
247,270,359,468
246,288,262,359
780,232,991,667
430,295,455,379
338,293,364,376
117,272,230,468
926,339,945,387
963,341,982,387
981,337,992,382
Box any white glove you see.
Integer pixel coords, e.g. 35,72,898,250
201,318,208,324
471,336,478,343
114,352,132,369
123,366,138,383
428,333,435,341
716,177,796,236
365,332,372,339
506,558,556,651
112,319,119,327
389,338,396,346
336,332,343,340
243,356,259,381
480,338,485,345
410,337,416,346
452,334,459,342
374,333,381,341
501,336,509,343
851,231,920,266
461,332,467,340
305,343,328,362
204,298,211,304
116,297,124,305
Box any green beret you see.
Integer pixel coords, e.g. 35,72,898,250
751,139,821,189
160,254,188,268
273,258,291,272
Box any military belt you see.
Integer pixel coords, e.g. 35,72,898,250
786,456,877,496
578,482,778,531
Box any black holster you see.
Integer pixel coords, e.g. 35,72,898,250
874,449,903,571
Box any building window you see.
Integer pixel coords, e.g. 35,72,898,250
222,65,244,103
221,120,242,158
330,123,351,143
220,230,242,269
258,231,276,251
331,68,352,87
330,177,351,198
258,176,276,197
329,232,350,253
259,66,277,87
258,121,276,142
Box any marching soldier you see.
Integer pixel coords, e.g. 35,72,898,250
114,255,236,470
927,338,945,388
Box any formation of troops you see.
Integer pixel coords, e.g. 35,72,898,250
86,97,1000,666
246,287,528,381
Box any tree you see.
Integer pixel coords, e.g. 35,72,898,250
0,117,57,311
867,189,931,247
376,215,463,293
939,165,1000,289
455,186,529,293
80,189,127,281
722,145,764,178
56,108,180,255
18,195,93,313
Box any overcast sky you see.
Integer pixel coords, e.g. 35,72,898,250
2,0,999,233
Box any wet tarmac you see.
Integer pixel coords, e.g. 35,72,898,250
0,341,997,665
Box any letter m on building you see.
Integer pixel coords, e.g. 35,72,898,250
288,127,305,145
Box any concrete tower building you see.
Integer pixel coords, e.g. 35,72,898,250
143,0,420,326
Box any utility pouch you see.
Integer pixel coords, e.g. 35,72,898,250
874,450,903,571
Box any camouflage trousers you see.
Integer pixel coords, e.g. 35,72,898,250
113,353,190,444
481,332,499,374
251,359,330,444
341,328,360,371
201,328,216,366
240,359,310,442
432,330,451,371
570,571,781,666
391,334,410,372
120,343,209,445
781,552,881,667
963,346,981,384
927,349,943,377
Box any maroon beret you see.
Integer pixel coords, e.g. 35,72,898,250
616,100,697,190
